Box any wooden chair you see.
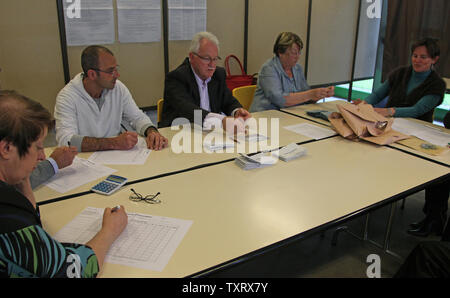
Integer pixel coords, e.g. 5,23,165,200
157,98,164,123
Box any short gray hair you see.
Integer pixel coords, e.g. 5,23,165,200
273,32,303,57
189,32,220,53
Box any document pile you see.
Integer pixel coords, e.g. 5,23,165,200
272,143,307,162
235,152,277,170
203,131,235,152
203,138,235,151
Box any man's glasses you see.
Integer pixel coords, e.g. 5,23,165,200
92,66,120,75
192,52,221,64
129,188,161,204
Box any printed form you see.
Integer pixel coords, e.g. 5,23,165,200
53,207,193,272
88,138,151,165
44,157,117,193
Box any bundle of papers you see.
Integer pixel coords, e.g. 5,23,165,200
234,131,269,143
203,138,235,151
272,143,308,162
235,152,277,170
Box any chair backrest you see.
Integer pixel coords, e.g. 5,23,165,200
232,85,256,110
157,98,164,123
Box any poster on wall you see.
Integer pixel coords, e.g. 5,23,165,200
168,0,207,41
117,0,161,43
63,0,115,46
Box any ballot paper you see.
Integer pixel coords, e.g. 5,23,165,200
284,123,337,140
234,130,269,143
392,118,450,147
53,207,193,272
44,157,117,193
203,131,235,152
88,138,151,165
271,143,308,162
235,152,277,170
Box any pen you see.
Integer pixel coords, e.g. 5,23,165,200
68,141,71,147
121,124,128,132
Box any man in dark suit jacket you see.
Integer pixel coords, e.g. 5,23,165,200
161,31,251,131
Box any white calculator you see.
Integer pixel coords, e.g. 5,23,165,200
91,175,128,195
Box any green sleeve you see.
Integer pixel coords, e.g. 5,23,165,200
365,81,390,105
0,225,99,278
394,94,441,118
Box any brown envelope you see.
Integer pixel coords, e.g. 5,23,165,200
329,103,409,145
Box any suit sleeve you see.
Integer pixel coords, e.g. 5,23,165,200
164,71,209,125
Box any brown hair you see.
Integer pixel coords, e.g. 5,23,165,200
273,32,303,57
0,90,53,157
411,37,440,58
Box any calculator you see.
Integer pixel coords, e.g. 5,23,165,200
91,175,128,195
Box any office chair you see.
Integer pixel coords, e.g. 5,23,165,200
232,85,257,111
157,98,164,124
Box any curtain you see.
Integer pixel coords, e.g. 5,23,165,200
382,0,450,81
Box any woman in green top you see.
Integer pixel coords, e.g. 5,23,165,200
354,37,446,123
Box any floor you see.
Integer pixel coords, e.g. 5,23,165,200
45,110,443,278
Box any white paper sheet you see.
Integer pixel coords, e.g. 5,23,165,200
53,207,193,272
88,138,151,165
44,157,117,193
203,131,235,152
392,118,450,147
117,0,161,43
63,0,115,46
168,0,206,40
283,123,337,140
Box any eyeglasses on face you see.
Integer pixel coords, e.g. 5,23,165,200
192,52,221,64
129,188,161,204
91,66,120,75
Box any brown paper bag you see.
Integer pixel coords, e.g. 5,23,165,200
328,102,409,145
328,112,358,140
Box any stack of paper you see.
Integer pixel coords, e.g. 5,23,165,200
272,143,308,162
203,132,235,151
235,152,277,170
234,132,269,143
203,139,235,151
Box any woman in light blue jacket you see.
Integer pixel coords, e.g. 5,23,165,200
250,32,334,112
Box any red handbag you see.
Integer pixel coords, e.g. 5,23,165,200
224,55,257,92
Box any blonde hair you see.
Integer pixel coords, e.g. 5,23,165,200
273,32,303,56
